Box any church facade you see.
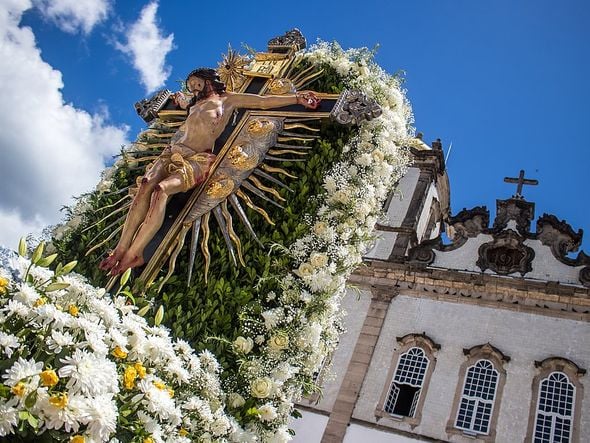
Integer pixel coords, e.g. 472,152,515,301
292,139,590,442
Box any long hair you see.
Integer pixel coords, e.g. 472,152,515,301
185,68,226,109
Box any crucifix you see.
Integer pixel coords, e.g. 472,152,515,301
503,169,538,199
97,30,381,291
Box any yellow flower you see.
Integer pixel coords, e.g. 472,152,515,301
33,297,47,307
68,304,79,316
166,388,174,398
112,346,128,359
143,437,154,443
70,436,85,443
123,366,137,390
0,276,9,293
11,382,26,397
134,362,147,379
153,381,166,390
49,393,68,409
40,369,59,387
179,428,189,437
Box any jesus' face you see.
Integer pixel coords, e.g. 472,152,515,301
187,76,205,95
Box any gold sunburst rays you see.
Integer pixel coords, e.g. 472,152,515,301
217,46,250,92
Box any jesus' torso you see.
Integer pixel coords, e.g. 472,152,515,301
172,94,234,153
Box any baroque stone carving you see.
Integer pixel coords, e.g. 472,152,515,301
536,213,583,261
493,198,535,235
267,28,306,51
579,266,590,287
477,230,535,275
448,206,489,240
134,89,172,123
330,89,382,126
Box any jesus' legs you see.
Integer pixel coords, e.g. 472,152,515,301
110,174,184,275
99,160,167,271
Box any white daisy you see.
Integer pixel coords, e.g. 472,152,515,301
0,398,18,437
59,349,118,396
84,394,118,441
2,357,43,386
0,332,20,358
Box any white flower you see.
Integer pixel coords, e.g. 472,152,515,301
268,332,289,351
269,426,292,443
3,299,29,318
258,403,278,422
84,394,118,441
210,416,231,436
233,336,254,354
38,391,87,434
250,377,274,399
261,308,282,330
14,283,40,306
0,332,19,358
228,393,245,408
199,350,220,373
295,262,313,278
0,398,18,437
59,349,119,396
2,357,43,386
309,252,329,268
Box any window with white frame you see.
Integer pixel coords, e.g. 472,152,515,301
454,359,499,435
384,347,429,417
533,371,575,443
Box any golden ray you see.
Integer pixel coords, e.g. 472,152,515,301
283,122,321,132
200,212,211,284
93,194,131,213
236,189,275,226
221,200,245,266
290,64,318,84
85,225,123,257
277,136,315,143
217,46,249,92
294,68,325,90
248,176,286,201
260,164,298,179
82,202,131,233
268,149,309,156
158,223,191,293
87,215,126,247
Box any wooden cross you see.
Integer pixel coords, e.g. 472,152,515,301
504,169,538,199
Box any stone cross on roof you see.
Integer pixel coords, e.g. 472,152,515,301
504,169,538,199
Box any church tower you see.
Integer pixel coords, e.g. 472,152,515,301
292,138,590,443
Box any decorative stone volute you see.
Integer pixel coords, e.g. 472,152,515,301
493,198,535,235
477,230,535,275
536,213,583,261
447,206,489,240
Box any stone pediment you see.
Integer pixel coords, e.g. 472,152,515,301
476,229,535,275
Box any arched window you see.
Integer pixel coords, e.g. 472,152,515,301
446,343,509,441
455,359,499,434
533,372,576,442
384,347,429,417
526,358,585,443
376,334,439,426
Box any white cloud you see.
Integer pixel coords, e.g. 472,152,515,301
115,1,174,93
0,1,129,248
33,0,110,34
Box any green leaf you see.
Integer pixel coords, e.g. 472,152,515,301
18,237,27,257
27,413,39,429
37,253,58,267
154,305,164,326
31,242,45,264
45,282,70,292
25,390,37,408
19,410,29,420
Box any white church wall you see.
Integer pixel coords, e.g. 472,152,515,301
524,239,585,285
416,181,438,243
430,235,493,271
291,410,329,442
386,167,420,227
343,422,423,442
365,231,398,260
301,288,372,412
351,295,590,442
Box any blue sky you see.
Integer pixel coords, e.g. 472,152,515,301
1,0,588,251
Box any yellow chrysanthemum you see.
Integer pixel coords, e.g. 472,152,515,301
40,369,59,387
112,346,128,359
134,362,147,379
70,435,85,443
123,366,137,390
49,393,68,409
0,276,9,293
11,382,26,397
68,304,79,316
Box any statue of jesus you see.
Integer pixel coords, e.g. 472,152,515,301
99,68,320,275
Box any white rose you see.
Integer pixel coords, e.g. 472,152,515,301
309,252,328,268
313,221,328,236
268,332,289,351
251,377,273,398
295,262,314,278
233,336,254,354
